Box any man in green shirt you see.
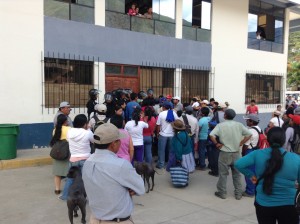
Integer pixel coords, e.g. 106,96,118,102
210,109,252,200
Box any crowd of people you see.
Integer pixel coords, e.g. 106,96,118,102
49,89,300,223
127,3,153,19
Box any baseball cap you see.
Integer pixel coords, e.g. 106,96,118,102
185,106,193,113
243,114,260,123
173,96,180,101
166,95,172,99
201,100,209,104
289,114,300,125
219,102,227,108
95,104,107,113
59,101,70,108
94,123,126,144
162,101,172,109
294,107,300,115
225,109,236,119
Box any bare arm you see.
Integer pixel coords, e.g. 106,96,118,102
129,137,134,161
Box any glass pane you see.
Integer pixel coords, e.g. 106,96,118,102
196,28,211,42
71,4,94,24
201,1,211,30
152,0,160,20
249,0,260,13
154,20,175,37
77,0,94,7
159,0,175,22
248,13,258,39
182,0,192,26
106,65,121,75
272,42,283,53
44,0,69,20
124,66,138,76
260,40,272,52
275,19,283,43
248,38,260,50
105,11,130,30
131,16,154,34
182,26,197,41
105,0,124,13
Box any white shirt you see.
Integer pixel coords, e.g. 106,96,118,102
270,117,284,127
245,126,261,149
124,121,148,146
67,128,94,158
179,114,199,143
156,110,179,137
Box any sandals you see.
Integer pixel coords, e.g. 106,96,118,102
54,190,61,195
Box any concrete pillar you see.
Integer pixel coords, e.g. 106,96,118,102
175,0,183,39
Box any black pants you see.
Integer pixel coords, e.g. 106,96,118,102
255,201,299,224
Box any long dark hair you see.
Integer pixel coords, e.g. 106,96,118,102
132,107,142,126
50,114,67,146
144,106,154,121
262,127,286,195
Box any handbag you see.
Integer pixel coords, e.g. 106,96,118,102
169,166,189,188
50,140,70,160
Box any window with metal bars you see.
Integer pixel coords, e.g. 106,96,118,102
44,57,94,108
245,73,281,104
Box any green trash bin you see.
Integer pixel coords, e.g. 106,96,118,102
0,124,19,160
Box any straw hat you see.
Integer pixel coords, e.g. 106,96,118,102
171,120,186,130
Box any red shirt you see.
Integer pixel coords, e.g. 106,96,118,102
143,116,156,136
247,105,258,114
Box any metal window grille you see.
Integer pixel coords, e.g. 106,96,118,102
245,73,282,104
43,56,94,109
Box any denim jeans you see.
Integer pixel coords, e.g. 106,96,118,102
198,139,207,168
207,144,219,174
60,160,86,200
143,136,153,164
157,135,173,168
244,148,255,195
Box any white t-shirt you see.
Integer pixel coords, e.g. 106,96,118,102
270,117,284,127
245,126,261,149
125,121,148,146
156,110,179,137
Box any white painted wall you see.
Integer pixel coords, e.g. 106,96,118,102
211,0,288,114
0,0,44,124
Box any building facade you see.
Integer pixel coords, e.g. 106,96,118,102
1,0,299,149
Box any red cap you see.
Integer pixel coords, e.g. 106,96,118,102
289,114,300,125
166,95,172,99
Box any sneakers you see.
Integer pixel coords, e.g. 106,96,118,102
214,191,226,199
235,194,242,200
242,192,254,198
58,195,66,201
208,171,219,177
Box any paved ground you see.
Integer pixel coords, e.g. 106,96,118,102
0,164,257,224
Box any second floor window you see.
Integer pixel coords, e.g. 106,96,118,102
248,0,284,53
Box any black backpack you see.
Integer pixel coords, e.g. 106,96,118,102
93,115,109,132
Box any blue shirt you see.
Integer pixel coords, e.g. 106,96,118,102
125,101,139,121
235,148,300,207
198,117,211,140
82,150,145,220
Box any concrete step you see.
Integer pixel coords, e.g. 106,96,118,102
0,148,52,170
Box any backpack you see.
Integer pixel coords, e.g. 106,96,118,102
182,115,192,136
93,115,109,132
290,131,300,154
250,127,269,149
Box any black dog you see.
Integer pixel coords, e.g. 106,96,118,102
67,166,87,224
134,162,155,193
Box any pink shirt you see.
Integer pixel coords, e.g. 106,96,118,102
116,129,131,162
143,116,156,136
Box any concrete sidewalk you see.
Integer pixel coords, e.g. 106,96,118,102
0,148,52,170
0,165,257,224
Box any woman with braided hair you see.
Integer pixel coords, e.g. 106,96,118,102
235,127,300,224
